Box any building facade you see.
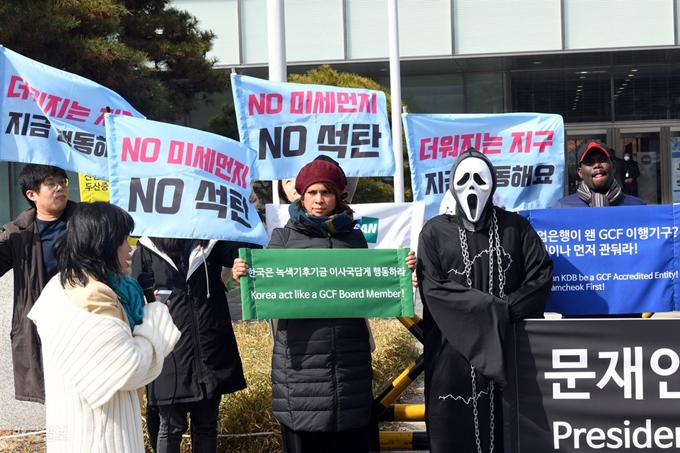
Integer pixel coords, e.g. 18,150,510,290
173,0,680,207
2,0,680,223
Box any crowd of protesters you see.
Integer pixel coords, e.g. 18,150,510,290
0,139,649,452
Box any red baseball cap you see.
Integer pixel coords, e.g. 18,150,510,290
577,141,612,165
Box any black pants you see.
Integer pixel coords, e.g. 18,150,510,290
147,402,160,453
156,392,222,453
280,423,371,453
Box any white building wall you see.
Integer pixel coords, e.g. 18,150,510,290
173,0,241,65
677,0,680,44
172,0,679,67
454,0,562,55
399,0,452,57
346,0,390,60
285,0,345,62
240,0,269,64
564,0,675,50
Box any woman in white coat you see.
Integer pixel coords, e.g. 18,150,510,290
28,202,180,453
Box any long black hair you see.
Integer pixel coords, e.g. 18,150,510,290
54,202,134,287
277,179,293,204
150,237,209,268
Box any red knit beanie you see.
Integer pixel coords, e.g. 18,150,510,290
295,160,347,196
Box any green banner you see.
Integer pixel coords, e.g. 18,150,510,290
238,248,414,319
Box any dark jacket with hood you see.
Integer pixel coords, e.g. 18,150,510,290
131,237,256,404
0,200,78,403
417,149,553,452
269,205,374,433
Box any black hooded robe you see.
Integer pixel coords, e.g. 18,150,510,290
416,208,553,452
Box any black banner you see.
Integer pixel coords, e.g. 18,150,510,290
504,319,680,452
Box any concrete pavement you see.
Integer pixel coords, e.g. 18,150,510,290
0,271,45,430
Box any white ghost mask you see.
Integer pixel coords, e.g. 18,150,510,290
452,157,493,223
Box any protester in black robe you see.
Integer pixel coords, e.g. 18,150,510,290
416,148,553,453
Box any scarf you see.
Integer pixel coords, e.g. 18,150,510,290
577,179,624,207
288,199,355,236
106,270,146,331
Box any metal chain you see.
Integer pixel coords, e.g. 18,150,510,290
487,218,494,296
459,226,473,288
465,210,502,453
471,365,481,453
491,210,505,298
489,381,495,453
471,364,495,453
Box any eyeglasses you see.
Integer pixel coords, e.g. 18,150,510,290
43,179,69,190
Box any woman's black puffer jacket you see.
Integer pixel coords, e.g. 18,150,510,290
269,216,374,432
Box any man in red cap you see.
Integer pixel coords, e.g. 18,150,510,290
552,140,646,208
552,140,646,318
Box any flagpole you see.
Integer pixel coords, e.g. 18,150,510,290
267,0,287,204
388,0,405,203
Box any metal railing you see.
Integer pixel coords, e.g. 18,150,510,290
373,315,429,451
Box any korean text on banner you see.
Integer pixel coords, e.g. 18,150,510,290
238,248,414,319
403,112,564,219
524,204,680,315
78,174,110,203
106,114,267,245
504,319,680,453
0,46,144,179
231,74,395,181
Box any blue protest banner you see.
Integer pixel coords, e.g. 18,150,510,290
231,74,394,180
0,46,143,179
524,204,679,315
106,115,268,245
403,113,565,219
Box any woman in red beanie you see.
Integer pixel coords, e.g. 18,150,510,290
235,158,410,453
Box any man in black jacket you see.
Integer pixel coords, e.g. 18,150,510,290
0,164,77,403
609,147,626,188
622,149,641,196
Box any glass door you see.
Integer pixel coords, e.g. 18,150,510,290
619,130,661,205
671,130,680,203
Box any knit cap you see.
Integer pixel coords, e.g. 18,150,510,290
295,160,347,195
